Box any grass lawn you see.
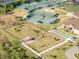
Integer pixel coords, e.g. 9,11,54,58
0,29,20,45
59,28,77,36
64,4,79,12
0,27,38,59
28,32,65,52
6,22,45,39
54,7,67,15
51,18,64,28
37,23,52,31
43,41,75,59
64,0,79,12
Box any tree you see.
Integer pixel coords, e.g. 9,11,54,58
3,3,14,13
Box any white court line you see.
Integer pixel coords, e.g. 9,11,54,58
21,42,41,57
40,40,68,54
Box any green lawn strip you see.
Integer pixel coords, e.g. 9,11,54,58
52,30,67,39
56,29,74,37
53,29,69,38
58,29,72,36
60,28,77,36
56,30,69,37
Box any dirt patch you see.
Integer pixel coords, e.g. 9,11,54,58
64,17,79,30
0,8,26,28
13,8,27,17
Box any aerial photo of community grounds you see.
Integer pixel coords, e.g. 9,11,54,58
0,0,79,59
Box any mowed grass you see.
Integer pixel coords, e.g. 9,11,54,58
64,4,79,12
37,23,52,31
43,41,75,59
0,28,38,58
28,32,64,52
0,29,20,45
64,0,79,12
54,7,67,15
7,22,45,39
59,28,77,36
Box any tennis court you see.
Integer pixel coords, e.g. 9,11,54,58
27,8,58,24
19,0,67,10
19,0,67,24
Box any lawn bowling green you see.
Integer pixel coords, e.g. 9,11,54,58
28,32,65,52
6,22,46,40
